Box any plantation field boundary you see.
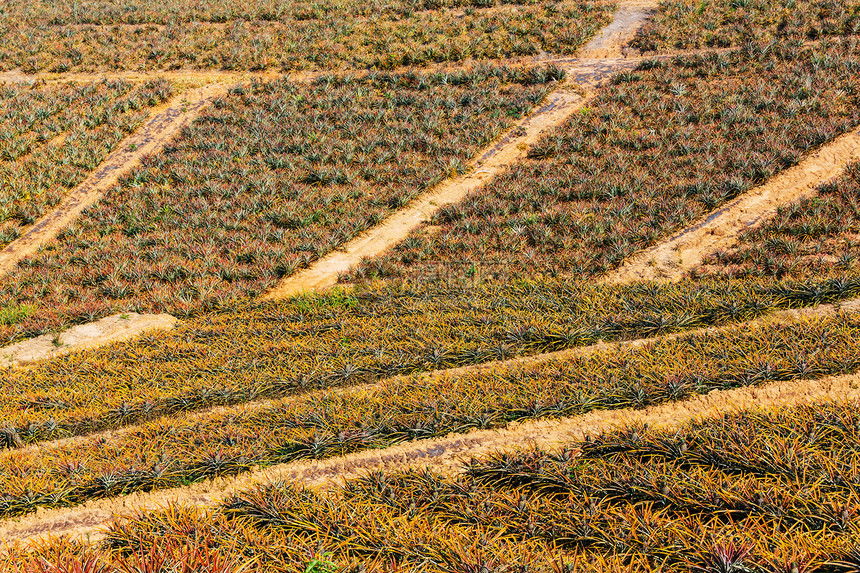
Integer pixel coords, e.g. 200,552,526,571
606,125,860,284
4,364,859,547
0,83,229,279
263,86,591,300
263,3,655,301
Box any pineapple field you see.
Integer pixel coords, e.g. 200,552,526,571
1,0,860,570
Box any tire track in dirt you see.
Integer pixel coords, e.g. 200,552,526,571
0,83,229,278
606,125,860,284
262,4,655,300
5,365,860,546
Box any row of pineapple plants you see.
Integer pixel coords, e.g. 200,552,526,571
1,310,859,518
632,0,858,52
0,65,561,344
2,271,859,447
8,398,860,571
6,39,860,347
345,39,860,286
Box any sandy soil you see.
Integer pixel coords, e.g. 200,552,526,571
576,1,657,58
3,366,858,547
606,125,860,284
0,313,176,368
0,83,229,278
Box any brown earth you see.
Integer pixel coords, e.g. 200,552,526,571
606,125,860,284
0,313,176,368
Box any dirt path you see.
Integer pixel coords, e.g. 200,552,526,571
3,365,858,546
0,313,176,368
0,83,228,278
575,1,656,58
262,3,655,300
606,126,860,284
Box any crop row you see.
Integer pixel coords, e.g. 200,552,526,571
0,0,612,73
0,79,173,248
8,399,860,571
345,39,860,286
632,0,859,52
1,310,859,519
0,66,561,345
1,271,859,447
695,162,860,281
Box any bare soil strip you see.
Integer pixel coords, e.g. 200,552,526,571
0,83,228,278
0,313,176,368
606,126,860,284
3,366,858,546
575,1,656,59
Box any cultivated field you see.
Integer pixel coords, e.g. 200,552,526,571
0,79,172,247
0,0,859,571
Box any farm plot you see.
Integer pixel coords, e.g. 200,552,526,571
0,311,858,519
0,67,560,344
344,40,860,286
0,0,614,74
1,272,858,449
8,398,860,571
695,162,860,282
0,79,172,248
632,0,859,52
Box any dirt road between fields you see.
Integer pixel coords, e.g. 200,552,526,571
262,3,655,300
576,1,656,58
3,363,859,546
606,125,860,284
0,83,228,278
